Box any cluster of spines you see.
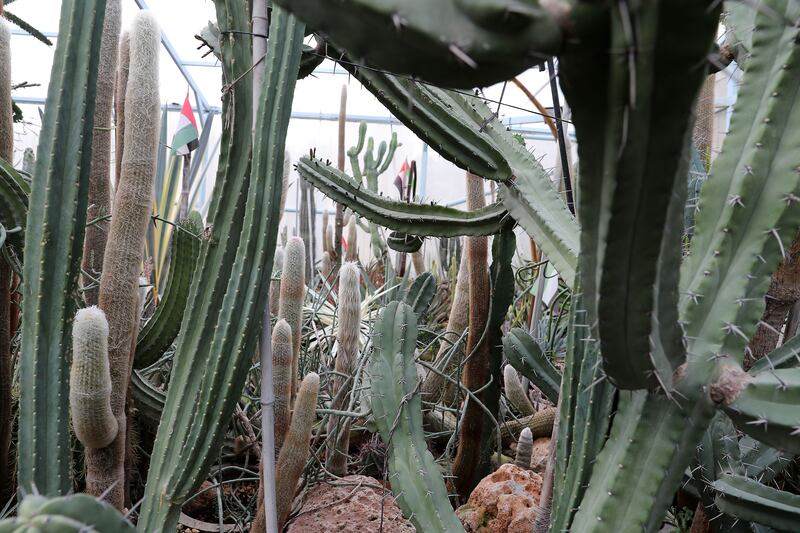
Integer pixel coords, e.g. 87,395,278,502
278,237,306,399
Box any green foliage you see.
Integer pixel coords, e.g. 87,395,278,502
0,494,136,532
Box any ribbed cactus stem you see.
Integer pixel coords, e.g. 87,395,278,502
421,250,468,404
70,307,118,449
88,11,159,509
276,372,319,530
0,19,11,504
345,216,358,262
272,319,293,453
514,427,533,469
278,237,305,399
82,0,121,306
269,246,284,317
504,365,535,416
114,31,129,189
326,262,361,476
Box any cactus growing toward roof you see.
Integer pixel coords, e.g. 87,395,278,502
17,0,109,496
278,236,305,399
272,319,293,453
345,215,357,262
70,307,117,449
138,4,305,528
114,31,129,188
81,0,121,306
269,245,284,317
326,261,361,476
86,10,159,509
276,372,320,530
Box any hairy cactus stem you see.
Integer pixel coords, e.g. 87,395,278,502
278,237,306,401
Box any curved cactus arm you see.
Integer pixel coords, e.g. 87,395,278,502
559,0,718,391
712,473,800,531
749,333,800,374
0,157,28,251
296,156,512,236
399,271,436,317
337,61,511,180
502,327,561,402
138,5,304,530
130,370,165,427
134,212,203,368
273,0,563,89
719,368,800,454
17,0,108,496
0,494,137,533
369,301,465,532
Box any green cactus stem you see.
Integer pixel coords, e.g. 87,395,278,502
138,5,305,529
134,213,203,368
296,156,512,237
18,0,108,496
0,494,136,533
326,262,361,476
269,245,284,317
369,301,465,532
276,372,320,530
278,236,306,400
712,473,800,531
81,0,121,306
503,327,561,403
273,0,563,88
69,307,117,450
399,271,436,317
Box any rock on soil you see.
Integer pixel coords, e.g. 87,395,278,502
456,463,543,533
529,437,551,473
286,475,415,533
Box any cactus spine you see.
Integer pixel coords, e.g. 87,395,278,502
86,11,159,509
515,427,533,469
326,262,361,476
278,237,305,399
70,307,117,449
18,0,109,495
276,372,320,530
114,31,129,188
452,172,491,498
82,0,121,306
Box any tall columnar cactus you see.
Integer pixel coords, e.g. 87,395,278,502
345,215,358,262
138,4,305,529
370,301,465,532
276,372,320,530
452,172,491,498
69,307,117,449
325,262,361,476
114,31,130,188
319,250,331,281
85,11,159,509
0,19,12,504
81,0,121,306
347,121,398,259
278,236,306,399
421,250,468,404
18,0,108,496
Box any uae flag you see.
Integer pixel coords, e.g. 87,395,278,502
172,92,199,156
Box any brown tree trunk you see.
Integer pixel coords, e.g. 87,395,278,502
745,233,800,369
